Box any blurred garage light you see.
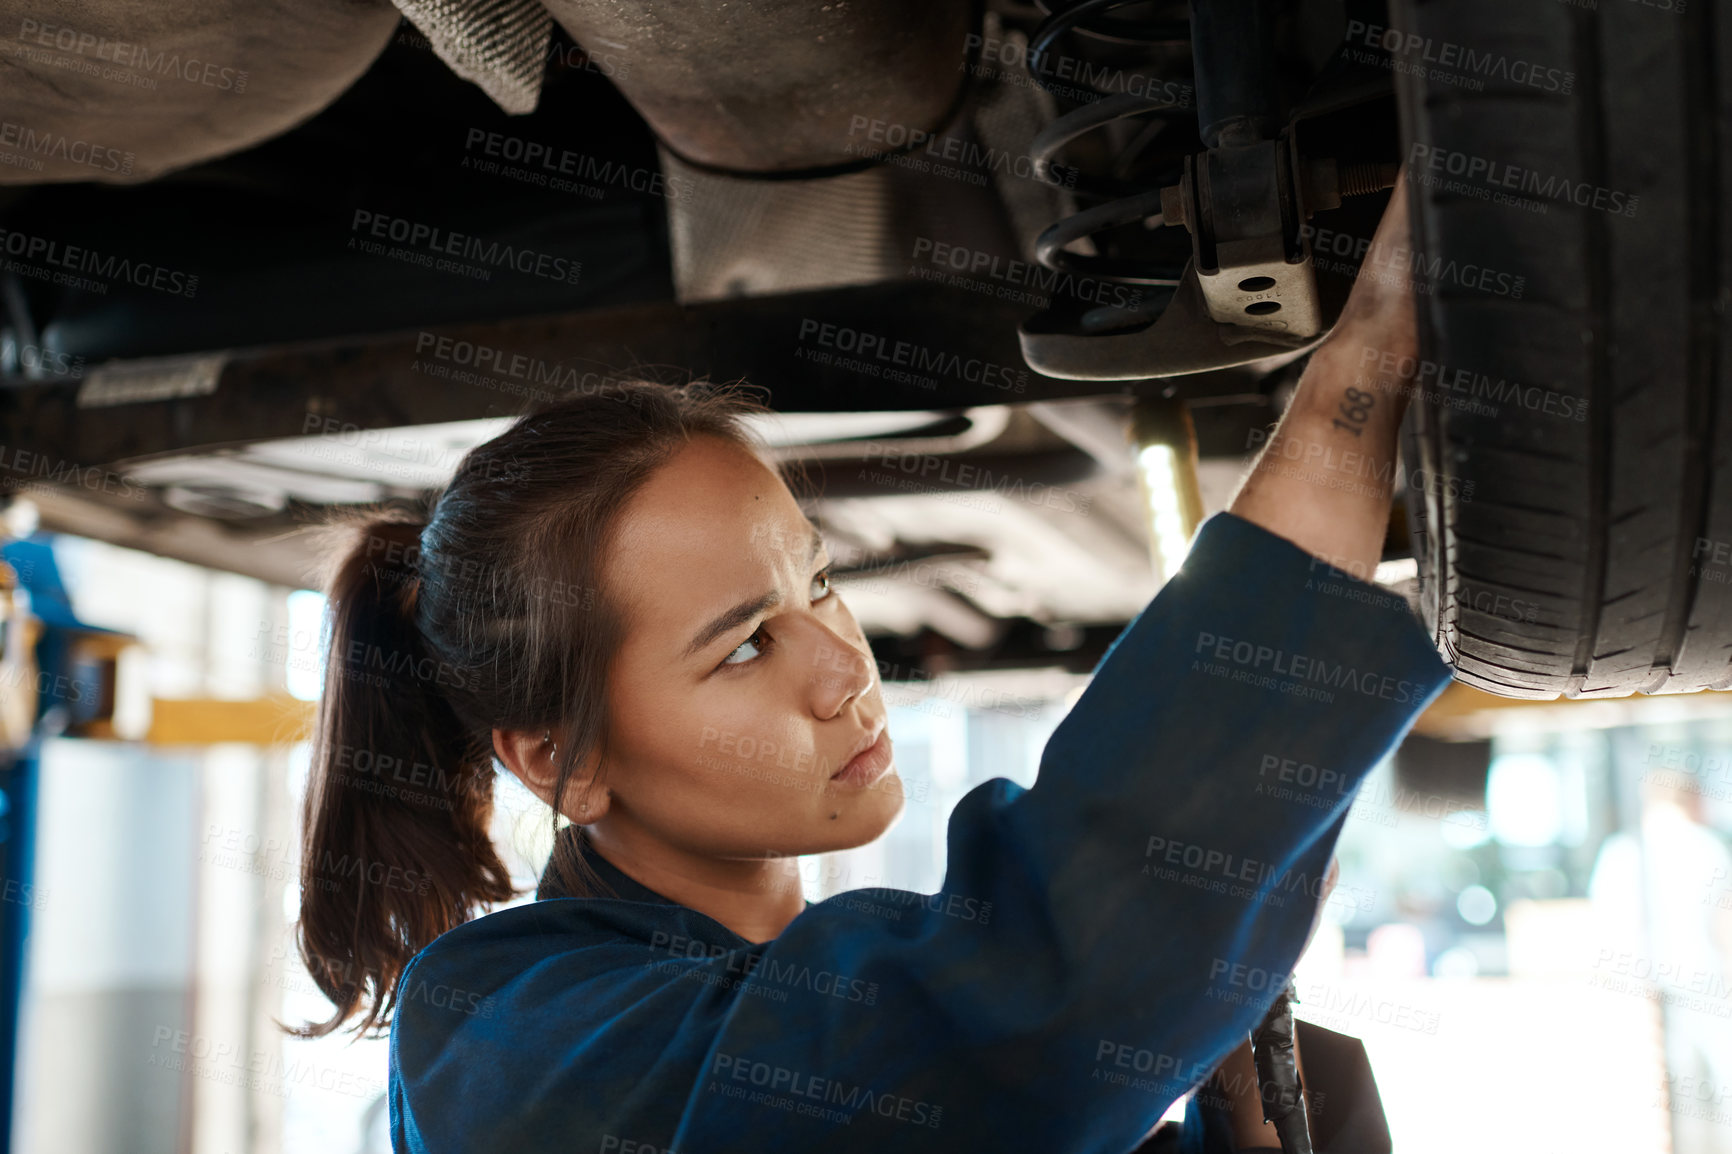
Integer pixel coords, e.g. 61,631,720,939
1432,945,1480,978
286,589,326,701
1485,752,1564,847
1137,445,1191,582
1457,884,1498,926
1,497,38,539
1440,814,1492,850
1131,397,1204,585
112,644,152,740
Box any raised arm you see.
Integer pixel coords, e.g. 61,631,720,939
390,180,1451,1154
1230,173,1419,580
661,523,1452,1151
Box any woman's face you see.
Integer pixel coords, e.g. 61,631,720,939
594,435,904,859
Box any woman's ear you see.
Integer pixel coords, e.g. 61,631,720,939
491,727,551,802
490,727,610,823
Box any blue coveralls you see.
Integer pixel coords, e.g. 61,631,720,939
388,510,1454,1153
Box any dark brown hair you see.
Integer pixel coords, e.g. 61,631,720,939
287,380,773,1038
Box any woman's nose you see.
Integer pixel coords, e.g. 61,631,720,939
804,625,875,718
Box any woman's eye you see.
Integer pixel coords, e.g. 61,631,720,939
719,570,830,670
722,626,768,667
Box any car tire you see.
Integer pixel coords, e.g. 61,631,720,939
1388,0,1732,697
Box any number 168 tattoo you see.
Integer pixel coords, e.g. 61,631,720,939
1331,386,1375,436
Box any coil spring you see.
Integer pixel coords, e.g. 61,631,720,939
1026,0,1191,289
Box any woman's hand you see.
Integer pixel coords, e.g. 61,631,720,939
1227,170,1421,582
1328,171,1420,366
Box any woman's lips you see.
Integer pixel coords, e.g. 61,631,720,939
831,730,893,788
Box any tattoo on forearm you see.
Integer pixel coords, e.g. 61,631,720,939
1330,386,1375,437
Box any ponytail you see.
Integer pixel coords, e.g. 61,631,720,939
288,514,516,1039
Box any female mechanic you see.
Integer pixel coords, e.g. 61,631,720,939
288,174,1452,1153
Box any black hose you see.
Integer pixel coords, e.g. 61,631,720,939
1250,980,1313,1154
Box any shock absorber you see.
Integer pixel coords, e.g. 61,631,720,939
1030,0,1309,321
1020,1,1402,370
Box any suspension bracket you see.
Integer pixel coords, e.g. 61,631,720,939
1161,133,1324,340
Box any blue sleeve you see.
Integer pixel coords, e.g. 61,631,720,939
668,510,1454,1152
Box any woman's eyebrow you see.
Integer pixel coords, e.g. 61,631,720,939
681,525,824,660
